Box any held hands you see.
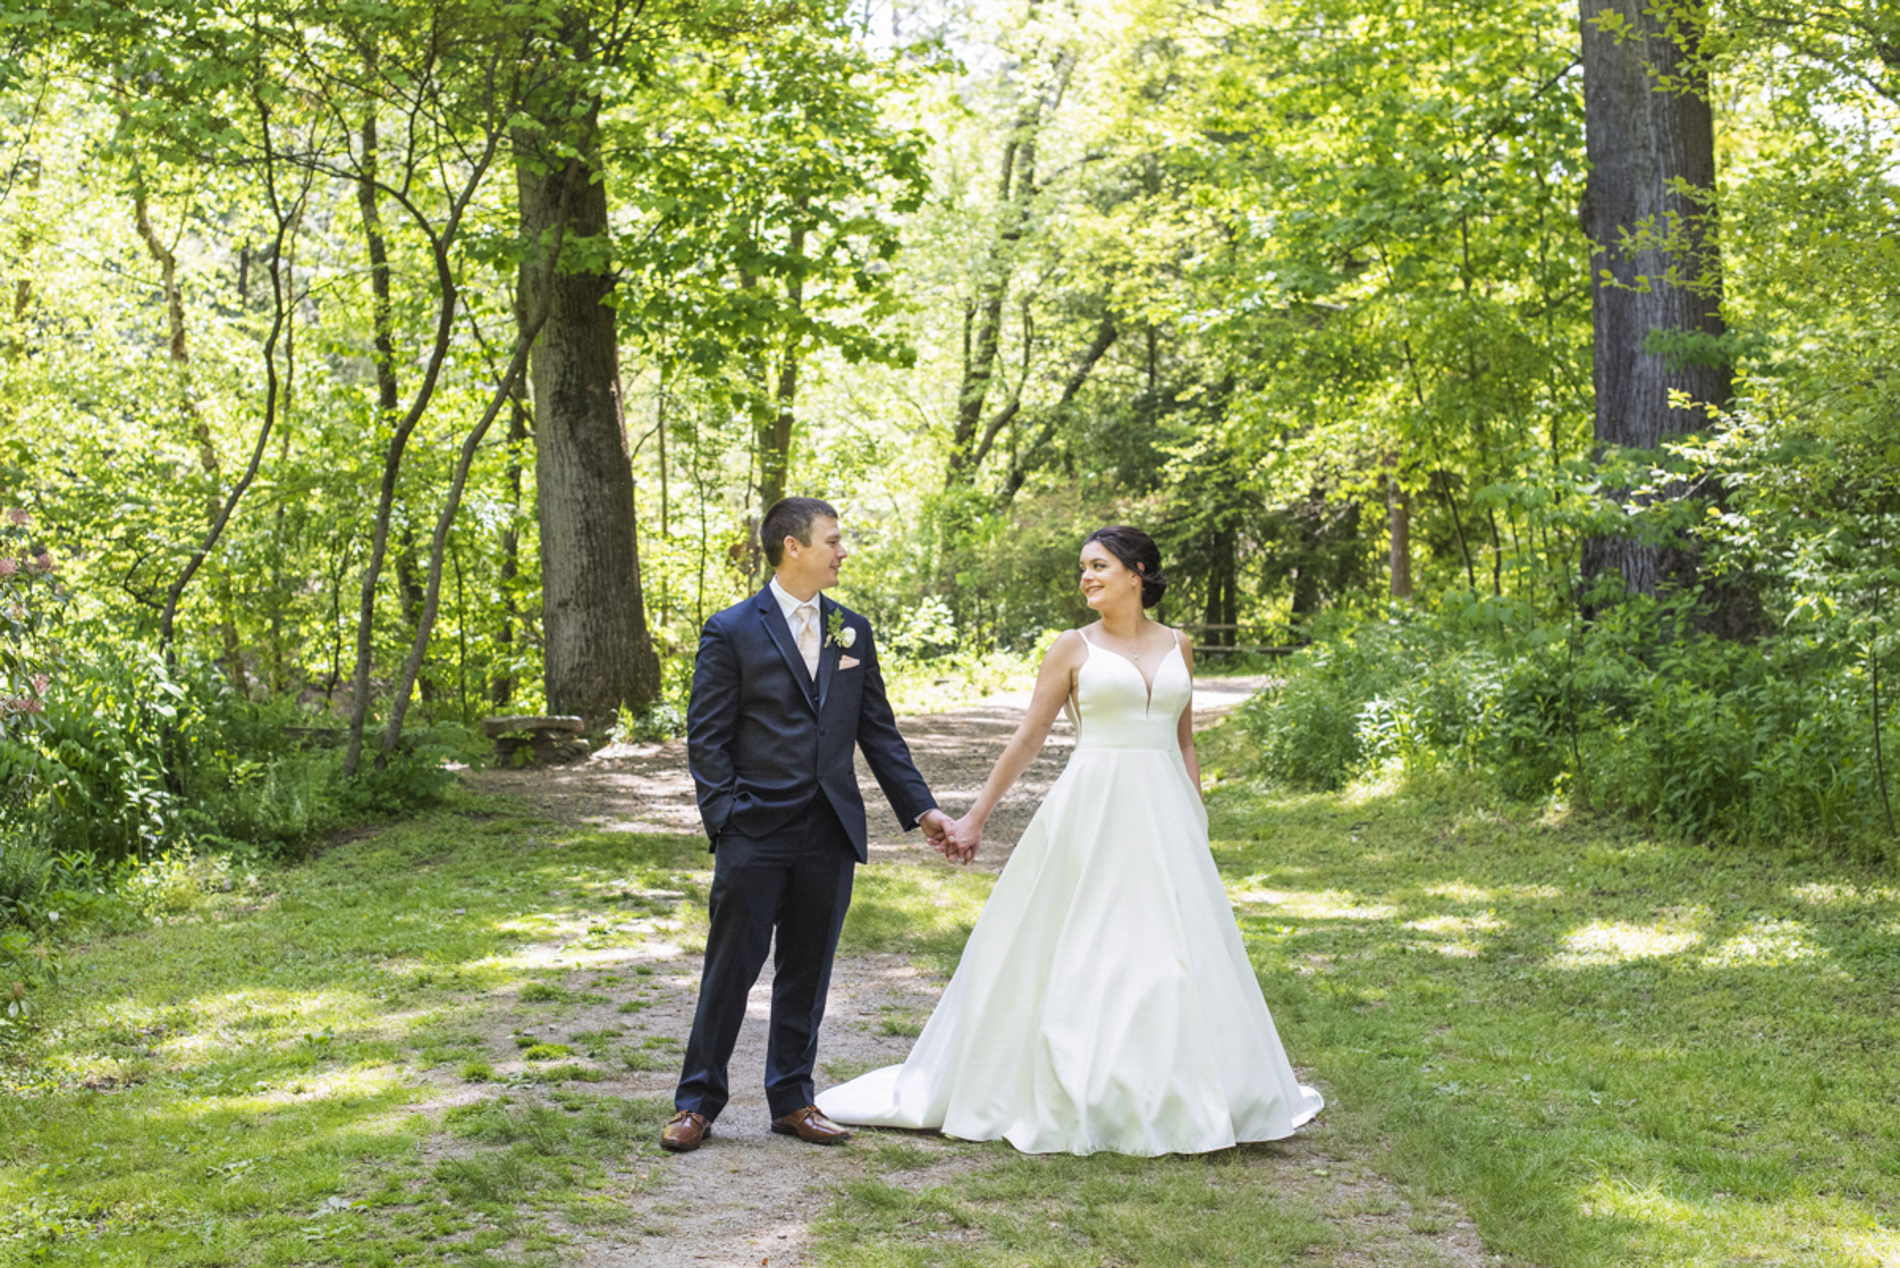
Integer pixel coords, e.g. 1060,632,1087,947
918,808,981,865
919,808,954,856
944,815,981,864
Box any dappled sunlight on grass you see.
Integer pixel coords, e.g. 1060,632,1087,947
1579,1173,1900,1267
1232,888,1400,921
1423,879,1563,903
467,940,693,979
1550,916,1706,969
1786,880,1900,907
1697,916,1832,969
1422,880,1493,903
1205,772,1900,1267
0,804,710,1264
841,862,995,975
1402,911,1505,958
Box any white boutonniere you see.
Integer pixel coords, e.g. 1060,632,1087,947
826,610,857,649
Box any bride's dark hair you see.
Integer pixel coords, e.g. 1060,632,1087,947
1084,526,1168,609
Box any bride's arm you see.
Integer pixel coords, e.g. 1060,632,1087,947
949,630,1088,859
1175,630,1202,797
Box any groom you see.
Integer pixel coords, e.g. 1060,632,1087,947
662,497,953,1152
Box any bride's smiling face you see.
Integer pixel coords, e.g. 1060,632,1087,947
1078,541,1140,613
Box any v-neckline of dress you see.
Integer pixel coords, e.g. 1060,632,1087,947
1083,629,1180,715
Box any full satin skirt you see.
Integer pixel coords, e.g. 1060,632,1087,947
816,742,1323,1156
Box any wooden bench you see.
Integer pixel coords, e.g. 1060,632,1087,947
482,714,590,766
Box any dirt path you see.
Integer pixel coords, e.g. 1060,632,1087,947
468,680,1495,1268
473,676,1275,873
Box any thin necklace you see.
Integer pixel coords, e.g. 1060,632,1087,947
1106,618,1149,663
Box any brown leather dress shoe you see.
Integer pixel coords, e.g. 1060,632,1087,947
660,1110,711,1152
770,1105,852,1144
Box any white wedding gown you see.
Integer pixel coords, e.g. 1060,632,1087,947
817,632,1323,1155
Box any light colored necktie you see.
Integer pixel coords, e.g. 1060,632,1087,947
795,602,820,680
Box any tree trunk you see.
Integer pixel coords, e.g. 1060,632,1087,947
1387,474,1413,600
1203,528,1238,647
1578,0,1758,634
758,217,805,515
1288,491,1325,627
516,101,659,733
133,185,248,690
382,321,546,756
359,107,431,707
945,49,1077,487
493,387,529,708
995,314,1117,507
341,94,503,775
758,207,806,515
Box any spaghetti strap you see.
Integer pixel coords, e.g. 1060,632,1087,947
1066,633,1092,735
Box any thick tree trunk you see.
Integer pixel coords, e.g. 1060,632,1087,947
1578,0,1757,634
516,102,659,733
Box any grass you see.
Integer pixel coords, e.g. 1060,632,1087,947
820,1149,1336,1267
9,724,1899,1267
881,648,1041,716
810,729,1900,1267
840,860,994,976
1211,773,1900,1267
0,796,707,1266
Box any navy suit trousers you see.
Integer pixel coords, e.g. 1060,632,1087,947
674,798,857,1121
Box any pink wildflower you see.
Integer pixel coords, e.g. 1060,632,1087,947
23,698,43,714
30,554,52,574
31,673,50,696
0,557,15,578
5,509,25,526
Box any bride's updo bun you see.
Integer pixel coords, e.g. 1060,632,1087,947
1084,526,1168,609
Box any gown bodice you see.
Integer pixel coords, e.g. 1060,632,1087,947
1073,633,1192,752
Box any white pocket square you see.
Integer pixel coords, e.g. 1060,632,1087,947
839,655,861,670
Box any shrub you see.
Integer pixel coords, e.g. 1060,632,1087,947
613,700,685,744
1234,599,1895,862
0,924,60,1040
0,840,51,924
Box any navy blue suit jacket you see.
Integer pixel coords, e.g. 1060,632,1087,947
687,586,936,863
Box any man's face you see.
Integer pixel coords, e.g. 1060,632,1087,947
782,515,847,593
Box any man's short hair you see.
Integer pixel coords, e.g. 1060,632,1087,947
761,497,839,568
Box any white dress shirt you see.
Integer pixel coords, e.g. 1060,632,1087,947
769,575,822,680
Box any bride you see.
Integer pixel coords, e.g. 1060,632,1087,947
816,526,1323,1156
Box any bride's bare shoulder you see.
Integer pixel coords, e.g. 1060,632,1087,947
1042,627,1091,666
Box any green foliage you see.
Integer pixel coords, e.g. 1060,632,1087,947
0,924,60,1039
612,700,686,744
0,840,51,921
0,506,64,737
1238,601,1896,860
